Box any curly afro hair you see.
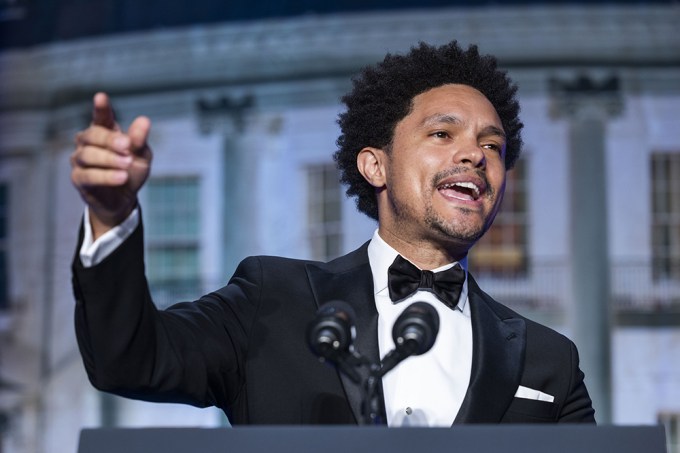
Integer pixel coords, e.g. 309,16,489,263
334,41,523,221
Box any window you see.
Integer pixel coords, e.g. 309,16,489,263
0,184,7,311
145,177,201,309
469,159,529,277
307,164,343,261
651,152,680,281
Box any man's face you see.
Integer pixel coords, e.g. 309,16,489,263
375,84,507,254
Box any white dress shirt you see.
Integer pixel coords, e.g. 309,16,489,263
367,231,472,426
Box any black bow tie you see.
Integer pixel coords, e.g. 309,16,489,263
387,255,466,309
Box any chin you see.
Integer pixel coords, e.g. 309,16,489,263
427,218,485,246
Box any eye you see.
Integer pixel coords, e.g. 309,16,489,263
482,142,504,153
431,131,450,139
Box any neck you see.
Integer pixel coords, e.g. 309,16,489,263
377,226,468,270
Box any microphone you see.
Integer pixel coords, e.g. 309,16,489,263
307,300,364,383
378,302,440,377
392,301,440,356
307,300,356,363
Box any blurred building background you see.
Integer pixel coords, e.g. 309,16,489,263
1,0,679,452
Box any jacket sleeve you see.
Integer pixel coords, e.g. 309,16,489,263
557,341,597,423
72,218,261,413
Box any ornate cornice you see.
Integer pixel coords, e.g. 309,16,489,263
549,75,624,119
0,4,678,110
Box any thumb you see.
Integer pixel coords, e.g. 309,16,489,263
127,116,151,154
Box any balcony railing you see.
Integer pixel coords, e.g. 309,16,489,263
474,260,680,314
611,260,680,312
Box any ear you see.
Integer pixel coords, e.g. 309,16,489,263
357,147,387,188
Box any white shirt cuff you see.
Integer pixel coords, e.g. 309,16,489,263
79,207,140,268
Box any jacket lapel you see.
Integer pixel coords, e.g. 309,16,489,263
454,274,526,423
305,242,381,424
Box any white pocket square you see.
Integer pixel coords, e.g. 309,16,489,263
514,385,555,403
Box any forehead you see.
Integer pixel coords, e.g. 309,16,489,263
407,84,502,127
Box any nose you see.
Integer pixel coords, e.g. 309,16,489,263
452,137,486,168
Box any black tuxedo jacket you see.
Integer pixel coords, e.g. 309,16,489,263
72,222,595,425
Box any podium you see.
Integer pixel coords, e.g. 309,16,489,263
78,425,667,453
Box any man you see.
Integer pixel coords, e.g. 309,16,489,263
71,41,596,425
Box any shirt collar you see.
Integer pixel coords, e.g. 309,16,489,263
367,229,469,312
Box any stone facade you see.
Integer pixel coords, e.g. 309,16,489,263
0,4,679,453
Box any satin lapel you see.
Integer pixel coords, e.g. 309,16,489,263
454,275,526,424
305,243,380,424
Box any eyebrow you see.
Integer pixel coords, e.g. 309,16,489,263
420,113,462,128
420,113,507,140
480,125,507,141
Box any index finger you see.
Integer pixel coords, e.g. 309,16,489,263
92,92,117,130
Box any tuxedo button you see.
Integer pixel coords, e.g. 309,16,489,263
405,407,413,415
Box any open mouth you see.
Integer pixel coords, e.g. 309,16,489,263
437,181,481,201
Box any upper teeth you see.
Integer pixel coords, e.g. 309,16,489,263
441,182,480,197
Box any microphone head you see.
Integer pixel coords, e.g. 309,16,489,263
392,302,440,356
307,300,356,361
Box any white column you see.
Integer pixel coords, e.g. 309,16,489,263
550,75,622,424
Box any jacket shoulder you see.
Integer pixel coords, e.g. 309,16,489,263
467,272,574,346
